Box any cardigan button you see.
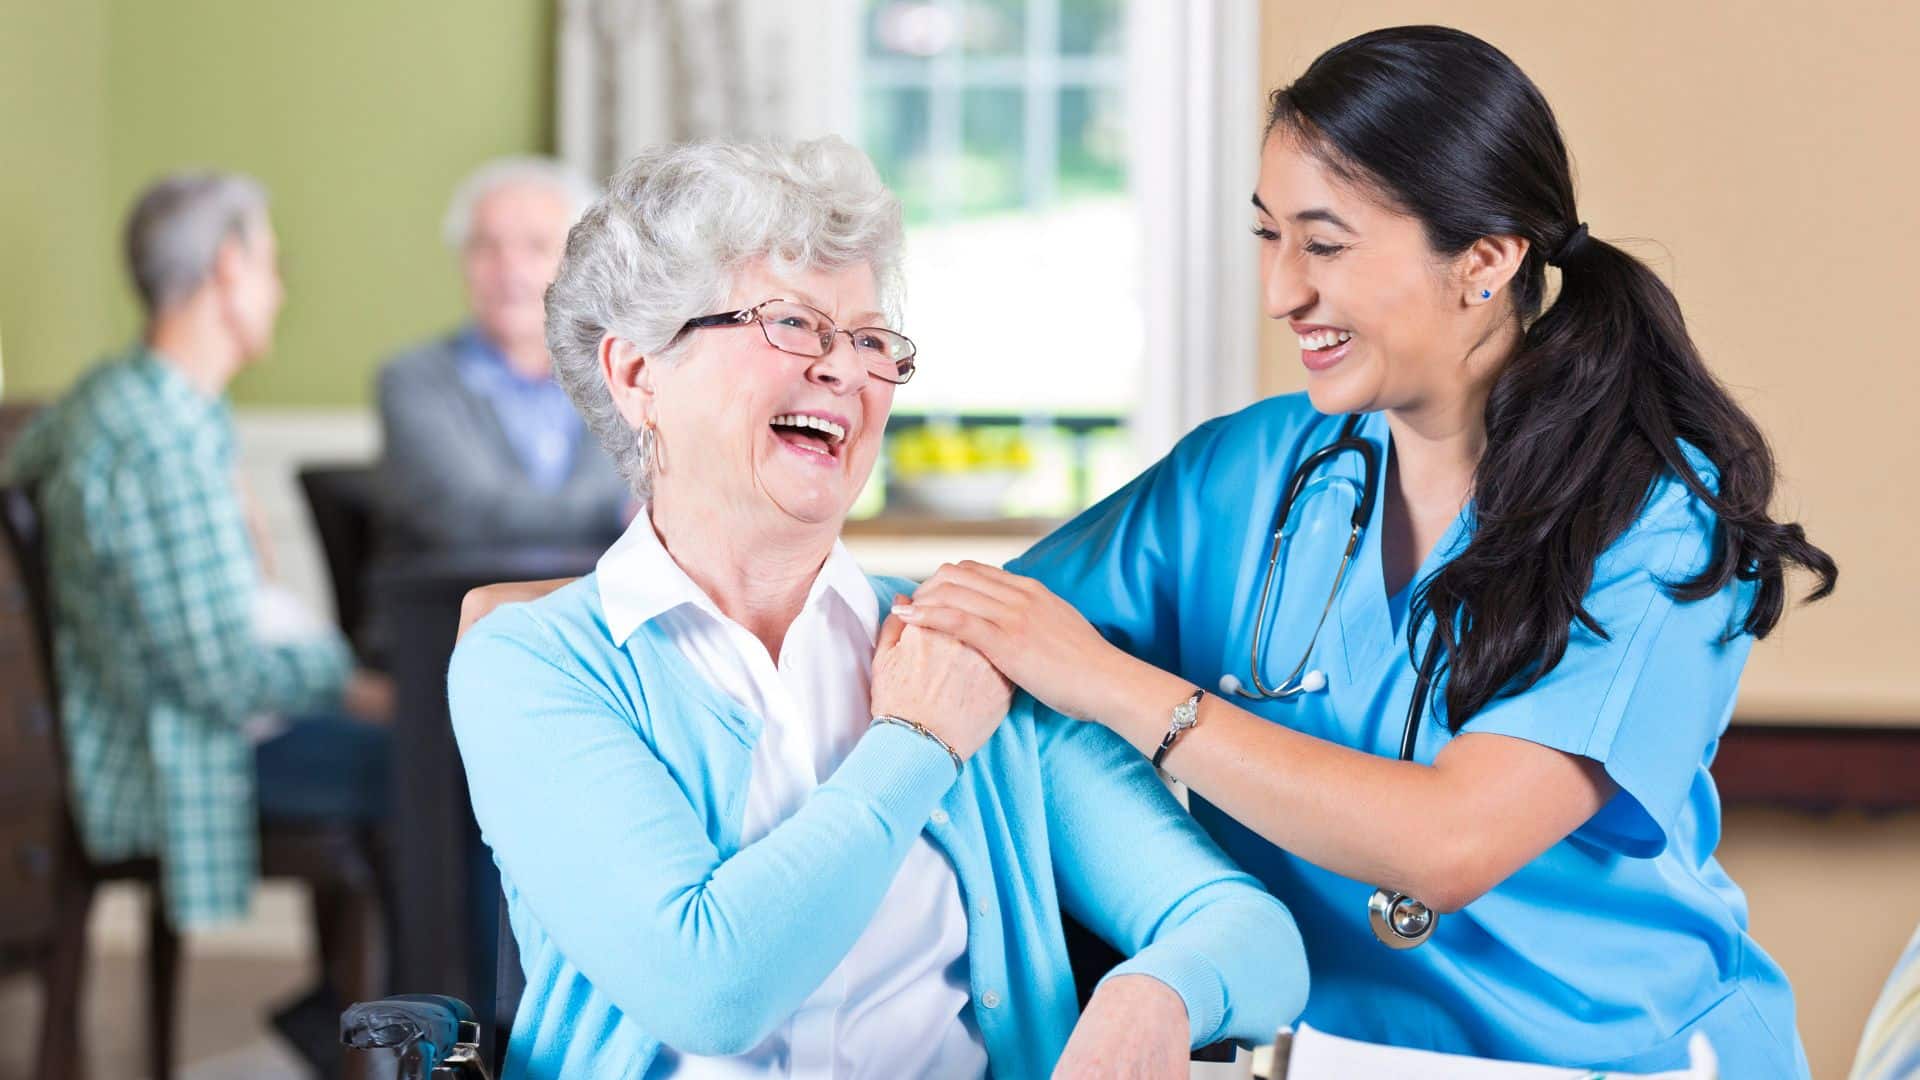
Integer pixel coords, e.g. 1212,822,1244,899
929,809,949,825
980,990,1001,1009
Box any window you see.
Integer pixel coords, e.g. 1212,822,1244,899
854,0,1140,519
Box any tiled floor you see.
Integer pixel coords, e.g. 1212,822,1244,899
0,882,318,1080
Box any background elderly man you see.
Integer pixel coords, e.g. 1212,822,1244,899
377,157,629,552
4,172,393,1073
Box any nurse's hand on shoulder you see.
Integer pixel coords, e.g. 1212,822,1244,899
1052,974,1189,1080
871,600,1013,760
894,562,1125,721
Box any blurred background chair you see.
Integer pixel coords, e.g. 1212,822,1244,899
1,484,392,1080
368,550,597,1008
2,482,180,1080
298,463,384,667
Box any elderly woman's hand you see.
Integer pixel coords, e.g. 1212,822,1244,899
458,578,579,642
870,598,1012,761
892,562,1136,723
1052,974,1191,1079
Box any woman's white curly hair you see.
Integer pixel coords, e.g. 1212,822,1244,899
543,137,905,499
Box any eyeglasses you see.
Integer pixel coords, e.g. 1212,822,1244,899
679,298,917,385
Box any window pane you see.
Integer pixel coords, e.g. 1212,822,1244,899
856,0,1146,516
958,87,1025,217
1059,0,1123,55
960,0,1026,58
863,87,936,222
1059,86,1125,202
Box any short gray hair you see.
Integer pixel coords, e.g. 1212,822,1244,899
123,172,270,317
545,137,905,500
442,157,599,250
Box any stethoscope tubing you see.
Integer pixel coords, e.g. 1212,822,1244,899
1226,412,1442,948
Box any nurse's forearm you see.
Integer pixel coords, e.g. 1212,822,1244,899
1088,654,1610,913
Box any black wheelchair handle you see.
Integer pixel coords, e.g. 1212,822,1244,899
341,992,478,1063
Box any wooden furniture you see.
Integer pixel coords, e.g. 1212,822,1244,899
1,482,180,1080
296,464,384,665
1,485,390,1080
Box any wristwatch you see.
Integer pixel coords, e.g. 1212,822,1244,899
1152,688,1205,769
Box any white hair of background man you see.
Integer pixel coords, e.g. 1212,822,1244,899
441,156,601,250
123,171,270,318
543,136,904,500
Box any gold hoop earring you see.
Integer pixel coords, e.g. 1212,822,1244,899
641,419,668,477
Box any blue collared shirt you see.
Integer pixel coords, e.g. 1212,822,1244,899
452,326,584,491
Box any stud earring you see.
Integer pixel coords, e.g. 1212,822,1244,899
1480,289,1492,300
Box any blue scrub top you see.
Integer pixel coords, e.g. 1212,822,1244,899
1010,395,1810,1077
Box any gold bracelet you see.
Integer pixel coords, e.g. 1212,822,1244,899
871,714,964,775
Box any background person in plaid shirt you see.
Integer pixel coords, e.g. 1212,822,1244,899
5,171,394,1064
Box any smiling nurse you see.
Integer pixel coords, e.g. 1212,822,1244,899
897,25,1838,1076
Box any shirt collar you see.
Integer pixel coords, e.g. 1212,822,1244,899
454,324,552,390
596,508,878,646
131,345,230,433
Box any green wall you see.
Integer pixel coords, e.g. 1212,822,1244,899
1,0,113,402
3,0,554,406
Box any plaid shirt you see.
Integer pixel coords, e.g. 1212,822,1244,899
6,348,350,927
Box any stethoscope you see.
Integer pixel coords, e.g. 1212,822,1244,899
1215,413,1445,950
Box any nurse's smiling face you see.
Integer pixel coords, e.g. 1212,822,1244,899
1253,131,1520,417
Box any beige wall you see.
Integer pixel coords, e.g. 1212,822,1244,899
1256,1,1920,724
1255,6,1919,1076
1717,808,1919,1077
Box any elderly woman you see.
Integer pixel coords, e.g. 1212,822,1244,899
448,137,1306,1079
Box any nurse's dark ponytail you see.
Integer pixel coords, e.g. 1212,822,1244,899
1268,26,1836,729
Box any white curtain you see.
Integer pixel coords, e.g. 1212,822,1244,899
1128,0,1263,456
556,0,857,184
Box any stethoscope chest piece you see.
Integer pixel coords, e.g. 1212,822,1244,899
1367,888,1437,949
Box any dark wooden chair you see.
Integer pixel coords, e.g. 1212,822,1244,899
297,464,383,666
1,482,181,1080
0,484,389,1080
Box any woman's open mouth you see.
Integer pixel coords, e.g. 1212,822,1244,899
1297,328,1354,372
769,412,848,462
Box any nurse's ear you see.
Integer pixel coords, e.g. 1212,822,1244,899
1457,234,1529,307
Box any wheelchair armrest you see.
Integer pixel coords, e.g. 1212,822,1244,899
341,993,479,1066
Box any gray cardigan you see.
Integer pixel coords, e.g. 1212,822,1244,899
376,336,628,552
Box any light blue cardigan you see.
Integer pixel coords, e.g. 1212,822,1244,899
449,575,1308,1079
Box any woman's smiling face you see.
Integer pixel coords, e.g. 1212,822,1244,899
1253,130,1505,418
644,258,897,533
